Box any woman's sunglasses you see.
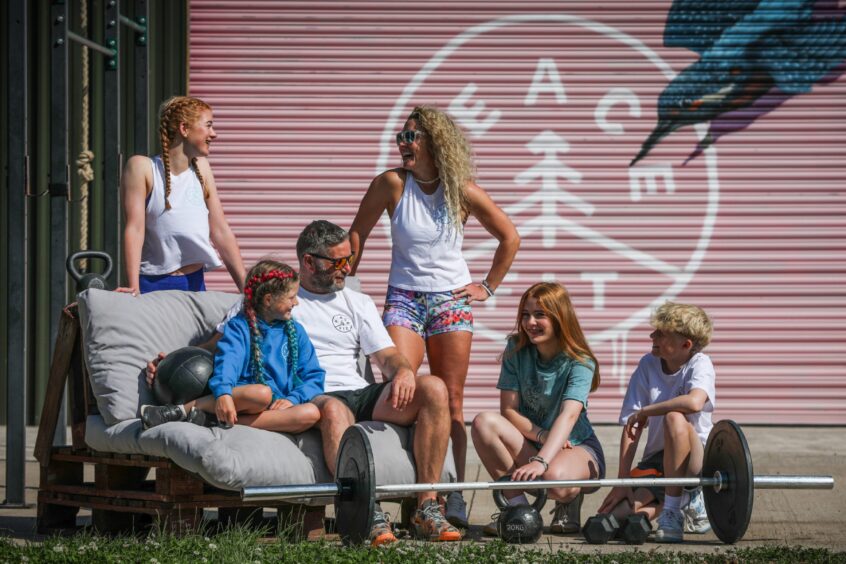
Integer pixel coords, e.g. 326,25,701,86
308,252,355,271
395,130,424,145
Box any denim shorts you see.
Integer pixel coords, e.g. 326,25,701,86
382,285,473,338
139,269,206,293
577,432,607,481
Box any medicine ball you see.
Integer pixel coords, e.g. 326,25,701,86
153,346,213,405
498,504,544,544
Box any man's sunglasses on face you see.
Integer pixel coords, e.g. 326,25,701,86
309,252,355,271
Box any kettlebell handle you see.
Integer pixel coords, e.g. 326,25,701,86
492,474,548,511
66,251,113,283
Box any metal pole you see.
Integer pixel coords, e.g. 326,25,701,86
66,30,116,57
119,14,144,33
242,474,834,503
49,0,70,447
132,0,148,156
3,0,30,508
102,0,121,287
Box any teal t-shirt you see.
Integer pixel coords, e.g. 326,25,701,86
497,338,596,446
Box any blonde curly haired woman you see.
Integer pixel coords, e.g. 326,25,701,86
350,105,520,528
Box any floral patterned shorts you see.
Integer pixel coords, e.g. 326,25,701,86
382,285,473,338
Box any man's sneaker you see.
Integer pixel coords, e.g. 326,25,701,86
549,492,583,534
482,513,501,537
411,499,462,542
654,508,685,543
140,404,185,429
683,487,711,534
369,504,397,547
444,491,469,529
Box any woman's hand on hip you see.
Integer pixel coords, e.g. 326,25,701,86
452,283,489,304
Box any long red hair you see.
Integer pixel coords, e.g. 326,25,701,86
509,282,600,392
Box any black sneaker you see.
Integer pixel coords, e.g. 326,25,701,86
186,407,221,428
444,491,469,529
140,404,185,429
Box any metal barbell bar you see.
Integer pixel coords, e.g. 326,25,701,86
244,474,833,502
241,420,834,545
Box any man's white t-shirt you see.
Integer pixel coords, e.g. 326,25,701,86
218,286,394,393
618,352,717,459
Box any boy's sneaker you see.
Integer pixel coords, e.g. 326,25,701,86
369,504,397,547
482,512,501,537
654,508,685,543
140,404,185,429
411,499,462,542
683,487,712,534
549,492,583,534
444,491,469,528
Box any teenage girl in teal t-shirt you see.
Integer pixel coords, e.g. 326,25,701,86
471,282,605,533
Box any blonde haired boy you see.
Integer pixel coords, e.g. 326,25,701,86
598,302,715,543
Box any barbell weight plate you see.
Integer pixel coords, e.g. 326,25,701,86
702,420,754,544
334,425,375,546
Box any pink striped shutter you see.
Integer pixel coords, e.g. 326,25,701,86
189,2,846,424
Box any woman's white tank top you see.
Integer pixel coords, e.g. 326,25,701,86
388,174,471,291
139,156,222,275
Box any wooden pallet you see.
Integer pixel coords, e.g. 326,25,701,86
34,305,324,537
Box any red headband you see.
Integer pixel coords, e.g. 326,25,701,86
244,270,296,300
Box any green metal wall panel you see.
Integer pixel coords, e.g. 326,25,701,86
0,0,189,423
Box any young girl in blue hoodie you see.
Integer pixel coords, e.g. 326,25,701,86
141,259,323,432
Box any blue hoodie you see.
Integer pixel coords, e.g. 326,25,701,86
209,313,325,404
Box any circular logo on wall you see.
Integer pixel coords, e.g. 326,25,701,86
377,14,719,384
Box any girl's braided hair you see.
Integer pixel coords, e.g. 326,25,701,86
158,96,212,210
242,260,300,394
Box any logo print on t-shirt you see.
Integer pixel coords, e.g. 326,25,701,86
332,314,353,333
279,339,289,361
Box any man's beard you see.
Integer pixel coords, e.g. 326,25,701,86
312,268,345,293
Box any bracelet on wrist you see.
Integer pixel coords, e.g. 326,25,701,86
480,279,495,297
535,428,546,444
528,455,549,472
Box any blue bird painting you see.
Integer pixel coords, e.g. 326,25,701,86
630,0,846,166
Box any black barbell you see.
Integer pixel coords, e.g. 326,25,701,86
242,420,834,546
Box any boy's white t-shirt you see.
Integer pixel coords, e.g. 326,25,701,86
217,286,394,393
618,352,717,459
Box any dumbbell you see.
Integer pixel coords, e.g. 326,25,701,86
616,514,652,545
582,513,619,544
584,513,652,544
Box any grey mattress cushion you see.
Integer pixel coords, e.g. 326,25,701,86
86,415,455,492
78,289,240,425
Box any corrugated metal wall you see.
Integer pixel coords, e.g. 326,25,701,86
189,1,846,424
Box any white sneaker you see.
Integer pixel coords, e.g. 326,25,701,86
654,508,684,543
683,487,712,534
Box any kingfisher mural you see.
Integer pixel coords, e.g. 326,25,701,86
630,0,846,166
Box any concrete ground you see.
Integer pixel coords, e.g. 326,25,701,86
2,424,843,555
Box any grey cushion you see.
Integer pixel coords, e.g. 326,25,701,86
86,414,455,494
78,289,240,425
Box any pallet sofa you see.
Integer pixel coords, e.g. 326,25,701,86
35,289,455,536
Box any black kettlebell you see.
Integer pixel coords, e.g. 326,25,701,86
498,503,544,544
493,474,548,544
492,474,548,513
66,251,113,293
